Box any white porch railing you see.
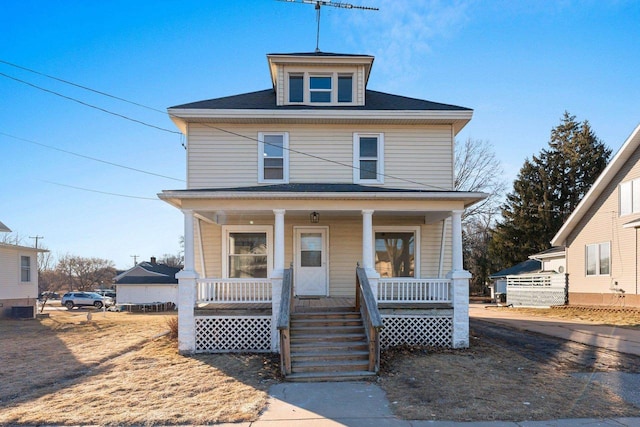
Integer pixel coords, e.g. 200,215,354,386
377,278,451,303
197,278,272,304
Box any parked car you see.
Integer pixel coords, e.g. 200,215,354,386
61,292,114,310
94,289,116,298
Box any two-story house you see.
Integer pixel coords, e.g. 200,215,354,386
160,52,485,380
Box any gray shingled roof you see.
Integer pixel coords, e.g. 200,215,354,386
115,262,181,285
169,89,470,111
490,259,542,279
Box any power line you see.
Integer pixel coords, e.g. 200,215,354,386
0,71,181,135
29,235,44,249
41,180,160,200
0,59,166,114
0,132,185,182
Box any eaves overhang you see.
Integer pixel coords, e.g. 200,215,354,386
167,108,473,135
552,123,640,246
158,189,487,210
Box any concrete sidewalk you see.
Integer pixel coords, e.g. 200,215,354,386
469,304,640,357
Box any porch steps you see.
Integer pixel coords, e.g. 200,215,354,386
287,308,376,382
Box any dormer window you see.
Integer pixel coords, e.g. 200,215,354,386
338,75,353,102
289,75,304,103
287,72,355,105
310,76,332,102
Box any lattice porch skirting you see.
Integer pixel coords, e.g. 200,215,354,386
381,315,453,348
195,315,271,353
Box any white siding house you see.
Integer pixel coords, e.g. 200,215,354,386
0,242,45,318
160,52,486,380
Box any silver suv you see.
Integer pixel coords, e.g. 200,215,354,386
61,292,114,310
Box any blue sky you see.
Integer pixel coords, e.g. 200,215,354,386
1,0,639,269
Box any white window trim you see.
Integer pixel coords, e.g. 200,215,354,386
221,225,273,279
373,226,420,277
284,71,358,106
258,132,289,183
20,254,32,283
620,178,640,217
585,242,610,277
353,132,384,184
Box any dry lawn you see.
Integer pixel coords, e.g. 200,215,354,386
513,305,640,329
0,310,279,426
1,306,639,425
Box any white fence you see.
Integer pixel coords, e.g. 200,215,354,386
197,278,272,304
506,273,567,307
377,278,451,303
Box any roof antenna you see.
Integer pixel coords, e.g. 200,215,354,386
279,0,379,53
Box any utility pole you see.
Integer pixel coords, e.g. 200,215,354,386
130,254,140,265
29,235,44,248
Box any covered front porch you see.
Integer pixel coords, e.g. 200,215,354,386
160,185,483,373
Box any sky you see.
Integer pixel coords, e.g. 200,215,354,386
1,0,639,270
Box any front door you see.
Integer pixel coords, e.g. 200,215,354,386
294,227,328,296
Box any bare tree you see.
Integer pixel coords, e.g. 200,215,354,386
56,254,116,291
455,138,506,294
455,138,506,222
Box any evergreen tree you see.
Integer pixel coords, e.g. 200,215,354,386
489,112,611,269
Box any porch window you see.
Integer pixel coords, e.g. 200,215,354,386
258,132,289,183
21,255,31,282
228,233,268,278
353,133,384,183
374,230,416,277
586,242,610,276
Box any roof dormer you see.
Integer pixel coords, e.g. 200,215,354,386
267,52,374,107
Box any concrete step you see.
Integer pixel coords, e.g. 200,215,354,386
285,370,377,382
292,359,370,373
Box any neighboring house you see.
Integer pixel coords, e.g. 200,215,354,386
0,222,47,318
489,247,567,307
552,123,640,307
489,258,542,300
159,51,485,378
114,257,180,305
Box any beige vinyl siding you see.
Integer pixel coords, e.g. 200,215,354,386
187,124,258,189
187,123,453,191
199,221,222,278
566,144,640,295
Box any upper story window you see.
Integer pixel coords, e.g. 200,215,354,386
287,72,355,105
353,133,384,184
289,75,303,103
310,76,332,102
620,178,640,216
338,75,353,102
258,132,289,183
586,242,610,276
21,255,31,282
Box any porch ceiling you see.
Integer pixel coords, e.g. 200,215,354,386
193,209,451,225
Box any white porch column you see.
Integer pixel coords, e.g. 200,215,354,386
361,209,380,296
270,209,286,352
176,209,199,355
447,209,471,349
451,209,464,272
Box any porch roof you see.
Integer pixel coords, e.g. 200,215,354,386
158,183,487,210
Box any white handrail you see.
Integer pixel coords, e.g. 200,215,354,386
377,278,451,303
197,278,272,303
